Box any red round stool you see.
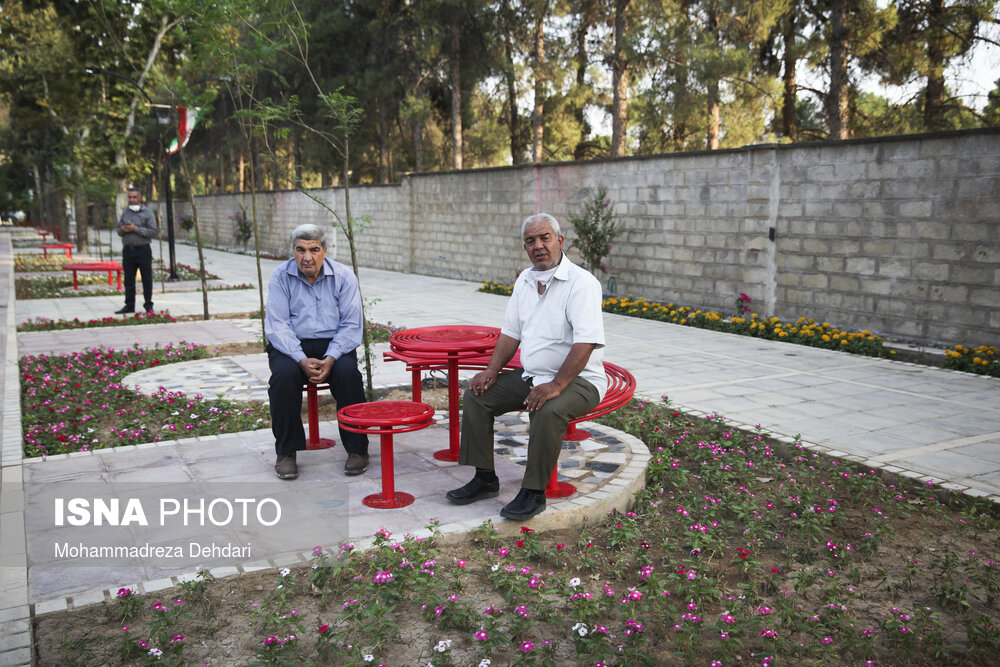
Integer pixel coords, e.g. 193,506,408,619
337,401,436,509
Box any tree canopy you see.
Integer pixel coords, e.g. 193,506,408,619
1,0,997,220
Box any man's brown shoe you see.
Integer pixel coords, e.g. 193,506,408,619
345,453,369,476
275,452,298,480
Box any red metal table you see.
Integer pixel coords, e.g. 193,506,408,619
387,325,501,461
62,261,124,291
337,401,436,509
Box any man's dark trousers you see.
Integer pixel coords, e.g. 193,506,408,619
267,339,368,456
122,244,154,311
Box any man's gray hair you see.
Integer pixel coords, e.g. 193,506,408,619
520,212,561,237
127,186,141,196
290,223,328,249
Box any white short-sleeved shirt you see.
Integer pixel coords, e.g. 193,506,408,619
502,255,607,399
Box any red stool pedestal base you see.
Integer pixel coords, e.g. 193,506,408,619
545,481,577,498
545,466,577,498
306,437,336,450
363,491,415,509
562,424,592,441
433,449,459,462
304,383,336,450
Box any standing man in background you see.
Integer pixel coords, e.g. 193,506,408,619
116,187,158,314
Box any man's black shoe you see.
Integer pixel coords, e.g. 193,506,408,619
275,452,298,480
115,306,135,314
446,477,500,505
500,488,546,521
344,453,369,476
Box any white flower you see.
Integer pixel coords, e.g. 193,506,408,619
434,639,452,652
280,568,291,576
569,577,581,587
363,655,374,663
572,622,588,636
478,660,491,667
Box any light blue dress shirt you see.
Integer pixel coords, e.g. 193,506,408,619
264,257,363,363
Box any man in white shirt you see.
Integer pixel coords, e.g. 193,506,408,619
446,213,606,520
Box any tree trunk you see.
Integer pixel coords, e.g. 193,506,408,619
238,150,246,193
450,12,463,170
924,0,946,130
706,4,720,150
781,7,798,141
74,188,88,251
413,119,425,172
293,130,304,188
176,143,211,321
827,0,850,140
379,98,391,182
111,15,181,217
531,0,546,163
502,0,522,164
573,0,596,160
252,138,264,193
611,0,631,157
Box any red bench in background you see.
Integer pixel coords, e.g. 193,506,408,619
41,243,74,259
36,226,60,241
62,261,123,291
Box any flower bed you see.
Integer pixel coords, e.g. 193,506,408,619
15,274,121,299
35,399,1000,665
19,343,270,457
603,296,897,358
943,344,999,377
14,255,74,272
18,311,178,332
367,321,405,342
14,264,244,300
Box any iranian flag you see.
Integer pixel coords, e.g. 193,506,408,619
166,106,203,154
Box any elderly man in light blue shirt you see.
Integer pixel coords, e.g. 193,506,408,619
265,224,369,480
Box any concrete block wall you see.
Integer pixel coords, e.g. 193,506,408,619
167,128,999,348
771,133,999,346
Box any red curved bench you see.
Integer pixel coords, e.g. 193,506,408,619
41,243,74,259
337,401,436,509
384,348,636,499
564,362,636,441
545,362,636,497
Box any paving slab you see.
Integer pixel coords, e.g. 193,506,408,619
3,229,1000,638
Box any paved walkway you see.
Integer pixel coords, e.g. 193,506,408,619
3,229,1000,665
